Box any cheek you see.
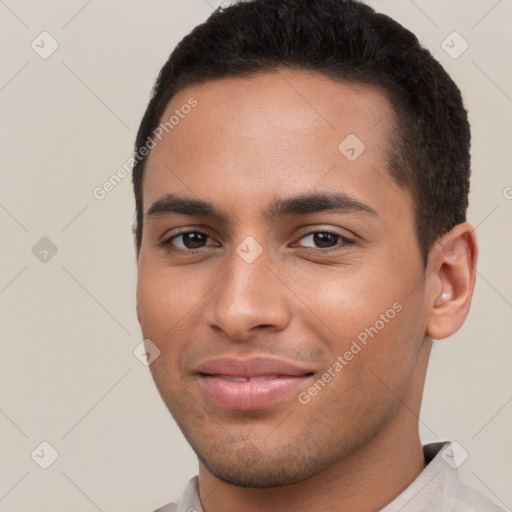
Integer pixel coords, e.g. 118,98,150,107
136,265,199,338
309,301,423,434
136,267,197,401
289,261,425,387
288,262,406,339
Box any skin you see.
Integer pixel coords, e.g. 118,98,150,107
136,68,477,512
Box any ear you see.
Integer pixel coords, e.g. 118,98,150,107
425,222,478,341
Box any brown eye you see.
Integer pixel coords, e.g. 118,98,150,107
162,231,214,251
297,231,354,250
311,232,338,248
180,232,208,249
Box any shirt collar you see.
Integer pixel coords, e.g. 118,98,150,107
381,441,459,512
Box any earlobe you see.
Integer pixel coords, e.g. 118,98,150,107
426,223,478,340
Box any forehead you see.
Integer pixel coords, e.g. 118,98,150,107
142,69,408,220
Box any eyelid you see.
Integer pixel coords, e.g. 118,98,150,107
291,229,355,250
158,224,218,243
291,224,356,242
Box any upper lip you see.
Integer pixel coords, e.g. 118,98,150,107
195,356,315,378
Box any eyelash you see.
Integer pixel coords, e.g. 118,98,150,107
159,229,356,255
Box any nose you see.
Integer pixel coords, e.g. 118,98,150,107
204,249,292,342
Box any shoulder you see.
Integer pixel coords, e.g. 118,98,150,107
153,504,177,512
152,476,201,512
450,482,506,512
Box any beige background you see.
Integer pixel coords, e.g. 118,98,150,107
0,1,511,511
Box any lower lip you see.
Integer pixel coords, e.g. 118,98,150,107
199,375,311,410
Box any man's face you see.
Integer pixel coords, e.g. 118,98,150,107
136,69,430,487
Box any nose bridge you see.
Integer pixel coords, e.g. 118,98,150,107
206,239,291,338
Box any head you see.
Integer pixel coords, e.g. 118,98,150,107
134,0,477,488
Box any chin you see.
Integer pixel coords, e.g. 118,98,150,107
198,452,315,488
192,435,343,488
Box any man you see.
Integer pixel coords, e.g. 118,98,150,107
132,0,503,510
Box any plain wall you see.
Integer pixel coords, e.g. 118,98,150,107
0,1,511,511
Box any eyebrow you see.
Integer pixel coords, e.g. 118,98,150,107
145,192,378,222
